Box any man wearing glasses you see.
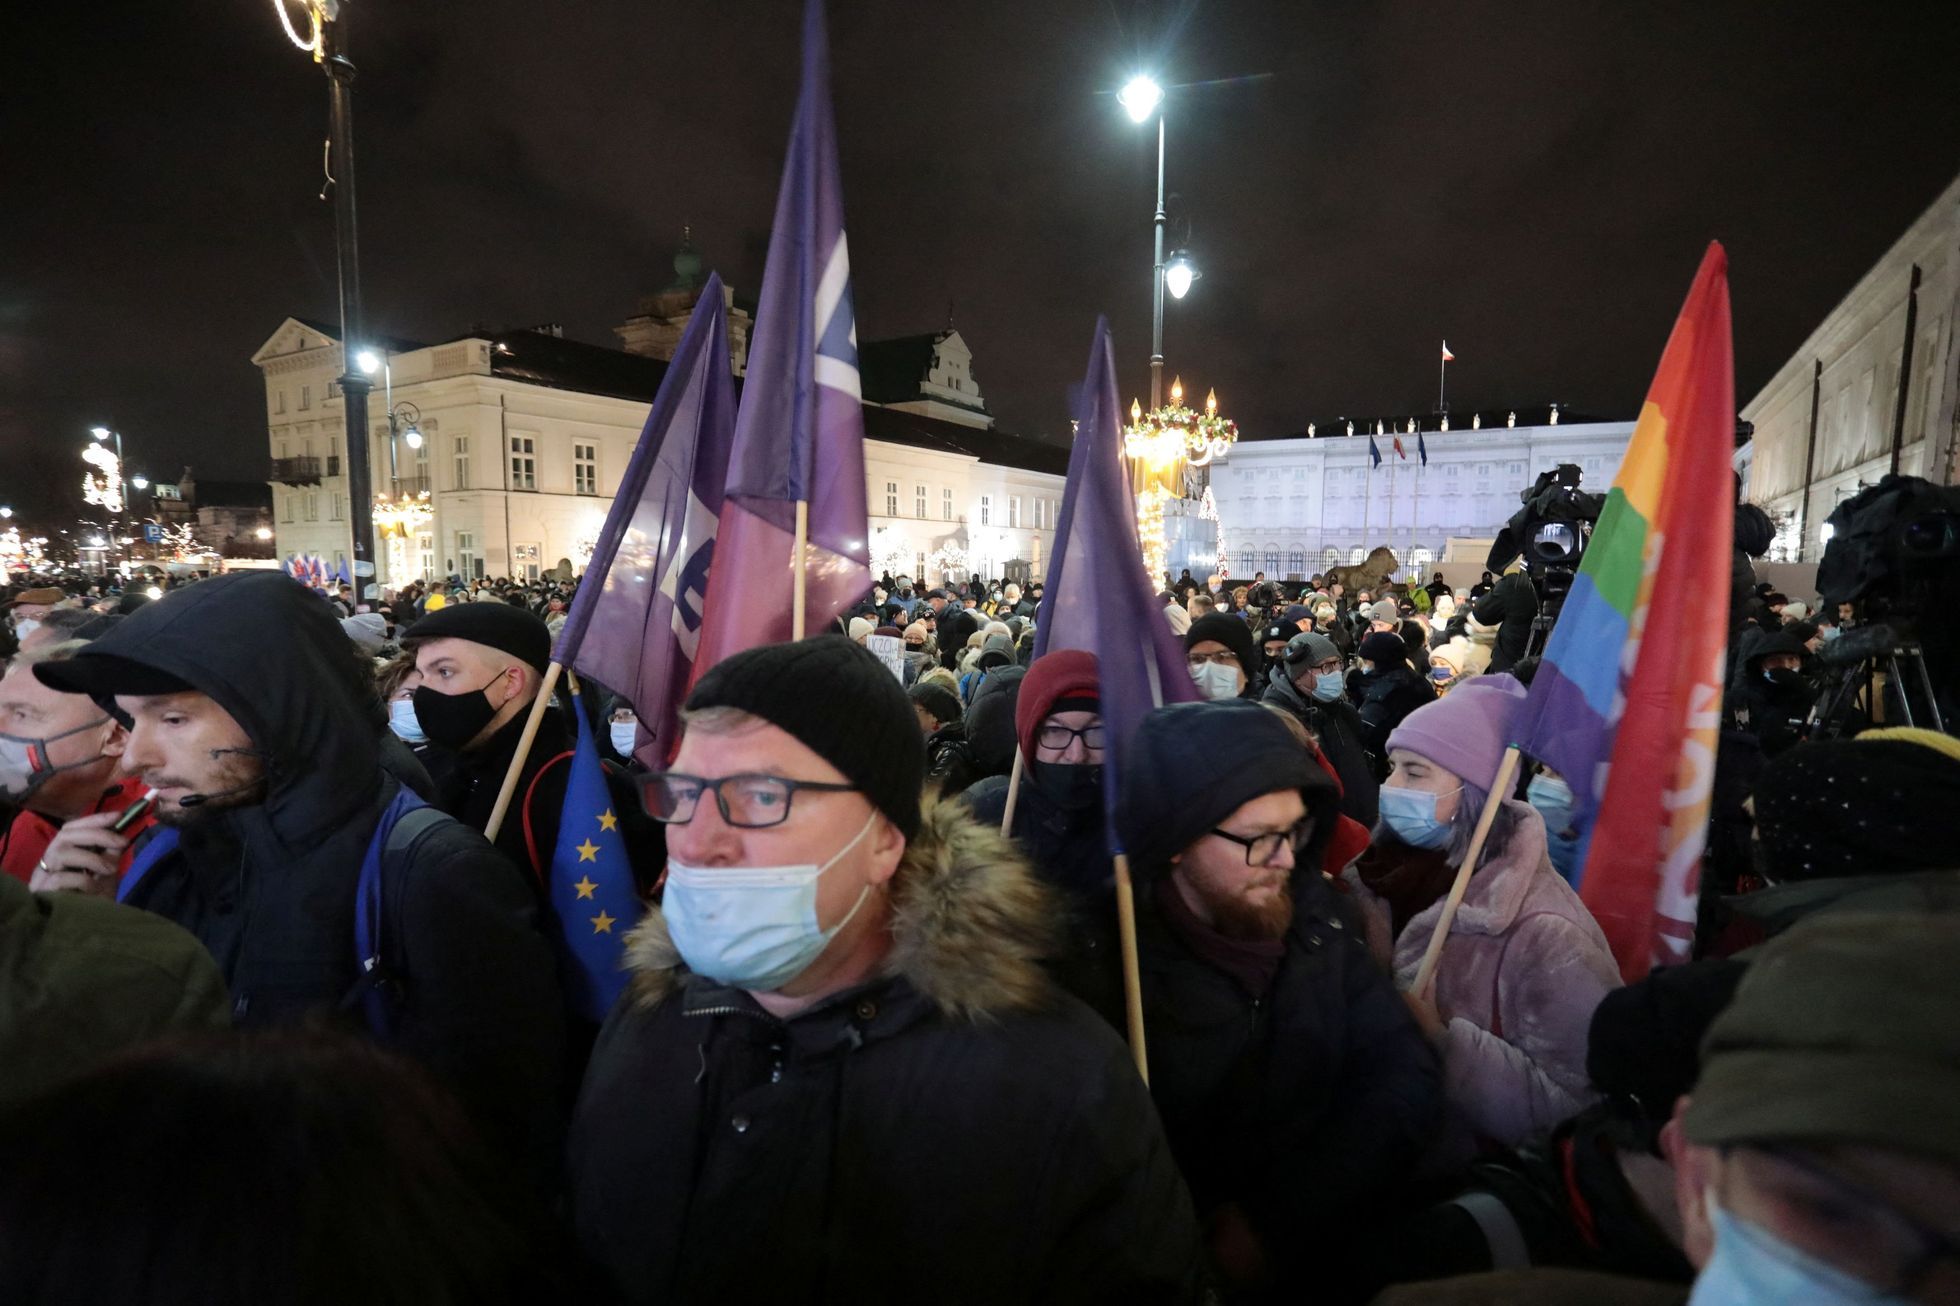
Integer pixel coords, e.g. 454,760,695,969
567,636,1204,1303
1667,912,1960,1305
1104,698,1442,1298
1262,631,1379,827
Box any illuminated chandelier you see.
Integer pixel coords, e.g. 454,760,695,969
1122,376,1238,582
373,490,433,584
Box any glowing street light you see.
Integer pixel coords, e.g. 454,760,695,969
256,526,274,541
1164,250,1200,300
1118,74,1163,123
356,349,381,375
131,474,150,491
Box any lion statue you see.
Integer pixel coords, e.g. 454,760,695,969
1322,546,1399,596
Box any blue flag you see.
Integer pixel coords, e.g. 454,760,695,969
1418,431,1429,466
1033,319,1201,855
553,277,736,762
1369,434,1383,468
549,690,643,1020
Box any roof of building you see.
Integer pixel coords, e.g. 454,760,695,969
1246,404,1619,441
185,479,273,509
292,317,430,357
858,331,987,414
860,406,1069,476
484,328,674,402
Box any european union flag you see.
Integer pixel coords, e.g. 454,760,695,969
1368,434,1383,468
549,684,643,1020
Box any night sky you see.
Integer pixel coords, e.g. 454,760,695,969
6,0,1957,526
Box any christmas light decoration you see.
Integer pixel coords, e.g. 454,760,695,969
1123,376,1238,581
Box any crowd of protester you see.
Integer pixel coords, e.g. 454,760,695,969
1,558,1955,1304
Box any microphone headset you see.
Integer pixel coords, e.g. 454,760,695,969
174,746,275,809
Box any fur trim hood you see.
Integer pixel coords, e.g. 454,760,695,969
623,795,1060,1022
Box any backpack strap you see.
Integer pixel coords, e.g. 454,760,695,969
520,750,573,883
350,791,442,1039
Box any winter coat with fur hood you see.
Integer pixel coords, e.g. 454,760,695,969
566,796,1206,1305
1341,800,1621,1167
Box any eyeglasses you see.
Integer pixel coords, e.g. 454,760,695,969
640,772,857,828
1035,721,1105,752
1308,658,1344,676
1208,820,1315,867
1187,650,1241,668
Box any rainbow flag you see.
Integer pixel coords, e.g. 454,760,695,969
1510,243,1734,980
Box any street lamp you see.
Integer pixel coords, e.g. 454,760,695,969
1120,73,1196,409
131,475,150,491
1164,250,1200,300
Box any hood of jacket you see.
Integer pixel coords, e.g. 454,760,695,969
59,572,384,852
624,794,1059,1022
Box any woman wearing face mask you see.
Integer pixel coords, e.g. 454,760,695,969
1183,614,1257,702
1341,675,1620,1169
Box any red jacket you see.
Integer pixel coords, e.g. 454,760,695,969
1,775,155,884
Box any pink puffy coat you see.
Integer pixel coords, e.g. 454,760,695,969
1341,800,1621,1165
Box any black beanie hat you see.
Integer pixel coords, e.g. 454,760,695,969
1117,699,1337,876
907,680,962,726
686,635,926,839
1185,612,1257,678
402,600,552,674
1359,630,1408,669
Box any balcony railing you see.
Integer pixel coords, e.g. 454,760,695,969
393,474,431,498
270,456,321,485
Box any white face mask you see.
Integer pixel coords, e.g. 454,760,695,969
663,812,879,992
13,618,40,639
1190,661,1244,701
387,698,427,744
610,719,640,756
1690,1195,1910,1306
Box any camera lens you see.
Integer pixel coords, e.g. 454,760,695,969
1530,521,1579,565
1899,511,1958,559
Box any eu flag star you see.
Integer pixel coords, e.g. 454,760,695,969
576,838,600,863
591,911,617,934
574,876,597,900
597,809,618,832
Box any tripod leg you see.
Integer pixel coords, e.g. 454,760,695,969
1886,656,1914,729
1910,650,1945,734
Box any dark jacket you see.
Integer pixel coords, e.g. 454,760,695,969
1123,872,1442,1269
567,797,1206,1304
1355,663,1437,757
430,702,572,882
1472,573,1538,673
1722,631,1815,759
76,573,565,1167
923,719,981,796
1261,664,1381,825
965,767,1110,898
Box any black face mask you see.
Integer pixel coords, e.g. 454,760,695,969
1764,667,1807,693
1032,760,1102,812
412,681,501,750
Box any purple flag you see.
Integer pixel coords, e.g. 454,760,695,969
553,277,736,759
692,0,869,674
1034,319,1201,854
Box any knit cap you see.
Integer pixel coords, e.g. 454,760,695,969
1385,674,1528,791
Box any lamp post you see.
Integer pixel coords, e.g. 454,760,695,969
276,0,376,590
1119,75,1200,411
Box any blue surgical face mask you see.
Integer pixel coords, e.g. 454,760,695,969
1526,774,1574,835
387,698,427,745
610,719,639,757
1379,783,1459,849
1191,661,1244,701
1690,1197,1909,1306
1821,625,1842,641
662,813,878,991
1311,670,1346,702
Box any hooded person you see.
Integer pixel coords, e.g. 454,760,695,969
401,602,571,882
1104,699,1443,1294
30,572,565,1170
935,606,980,672
1262,631,1379,828
1185,612,1259,702
1341,675,1621,1170
1722,630,1813,760
566,636,1204,1303
963,650,1111,900
1353,629,1436,755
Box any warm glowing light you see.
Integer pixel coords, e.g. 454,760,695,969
1205,389,1217,416
1170,376,1184,405
255,526,273,541
1132,398,1143,424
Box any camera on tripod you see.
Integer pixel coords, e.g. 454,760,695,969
1486,464,1606,618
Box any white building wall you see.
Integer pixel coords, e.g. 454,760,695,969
1740,173,1960,562
1206,420,1636,580
860,439,1065,587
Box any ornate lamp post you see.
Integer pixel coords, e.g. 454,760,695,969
1122,377,1238,583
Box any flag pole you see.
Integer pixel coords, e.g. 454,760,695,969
485,660,567,843
1112,852,1150,1083
1438,353,1447,414
1410,745,1522,1000
999,748,1026,837
791,499,810,640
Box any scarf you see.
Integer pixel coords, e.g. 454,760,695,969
1353,841,1458,939
1154,875,1285,997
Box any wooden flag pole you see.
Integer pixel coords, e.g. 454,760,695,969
1113,853,1150,1084
1410,745,1523,1001
484,660,567,844
999,748,1026,837
791,499,810,640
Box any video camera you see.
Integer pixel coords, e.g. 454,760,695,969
1486,464,1606,612
1816,474,1960,634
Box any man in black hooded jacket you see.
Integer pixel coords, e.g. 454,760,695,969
34,572,565,1168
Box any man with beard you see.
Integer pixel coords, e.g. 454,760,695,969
29,572,565,1171
1100,698,1443,1298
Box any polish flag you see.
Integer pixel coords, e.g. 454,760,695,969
1442,341,1456,362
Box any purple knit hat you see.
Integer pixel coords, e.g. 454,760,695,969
1386,674,1527,792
